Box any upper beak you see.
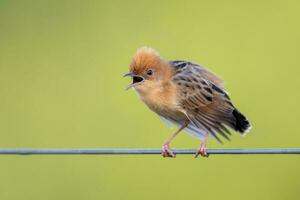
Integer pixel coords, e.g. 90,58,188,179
123,72,134,77
123,72,145,90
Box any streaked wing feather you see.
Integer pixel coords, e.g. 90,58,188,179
170,60,224,87
170,60,235,142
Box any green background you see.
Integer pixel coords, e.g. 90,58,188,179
0,0,299,199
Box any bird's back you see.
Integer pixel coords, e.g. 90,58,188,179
170,60,224,87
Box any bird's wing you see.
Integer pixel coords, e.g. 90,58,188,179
170,60,224,87
170,60,236,142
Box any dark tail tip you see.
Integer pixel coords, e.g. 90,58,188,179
232,109,251,134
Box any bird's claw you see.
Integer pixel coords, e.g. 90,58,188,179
162,144,176,158
195,144,209,158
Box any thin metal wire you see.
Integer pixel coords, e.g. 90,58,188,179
0,148,299,155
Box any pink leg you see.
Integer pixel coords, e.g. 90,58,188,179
162,121,189,158
195,133,209,158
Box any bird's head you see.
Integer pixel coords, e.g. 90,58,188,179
124,47,171,93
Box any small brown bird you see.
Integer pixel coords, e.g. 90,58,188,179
124,47,251,157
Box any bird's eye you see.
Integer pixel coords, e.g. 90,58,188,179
147,69,153,76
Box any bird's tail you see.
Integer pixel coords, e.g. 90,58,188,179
232,109,251,134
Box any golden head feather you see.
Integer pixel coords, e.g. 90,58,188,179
125,47,173,91
129,46,162,74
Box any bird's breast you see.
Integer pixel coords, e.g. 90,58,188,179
136,82,186,120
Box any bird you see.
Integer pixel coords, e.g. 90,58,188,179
124,47,251,157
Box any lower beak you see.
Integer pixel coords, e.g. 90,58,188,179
123,72,145,90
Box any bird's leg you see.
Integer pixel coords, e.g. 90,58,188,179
162,121,189,158
195,132,209,158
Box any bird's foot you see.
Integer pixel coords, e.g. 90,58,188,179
195,143,209,158
162,144,175,158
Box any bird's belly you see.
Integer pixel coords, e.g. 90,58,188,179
157,107,186,120
143,99,187,121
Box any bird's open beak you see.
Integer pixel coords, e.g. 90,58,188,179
123,72,145,90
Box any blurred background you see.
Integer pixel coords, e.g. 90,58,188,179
0,0,300,199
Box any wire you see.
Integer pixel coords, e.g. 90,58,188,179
0,148,299,155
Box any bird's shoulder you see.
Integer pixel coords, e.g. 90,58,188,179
169,60,231,108
169,60,224,87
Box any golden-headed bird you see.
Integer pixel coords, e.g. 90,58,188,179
124,47,251,157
